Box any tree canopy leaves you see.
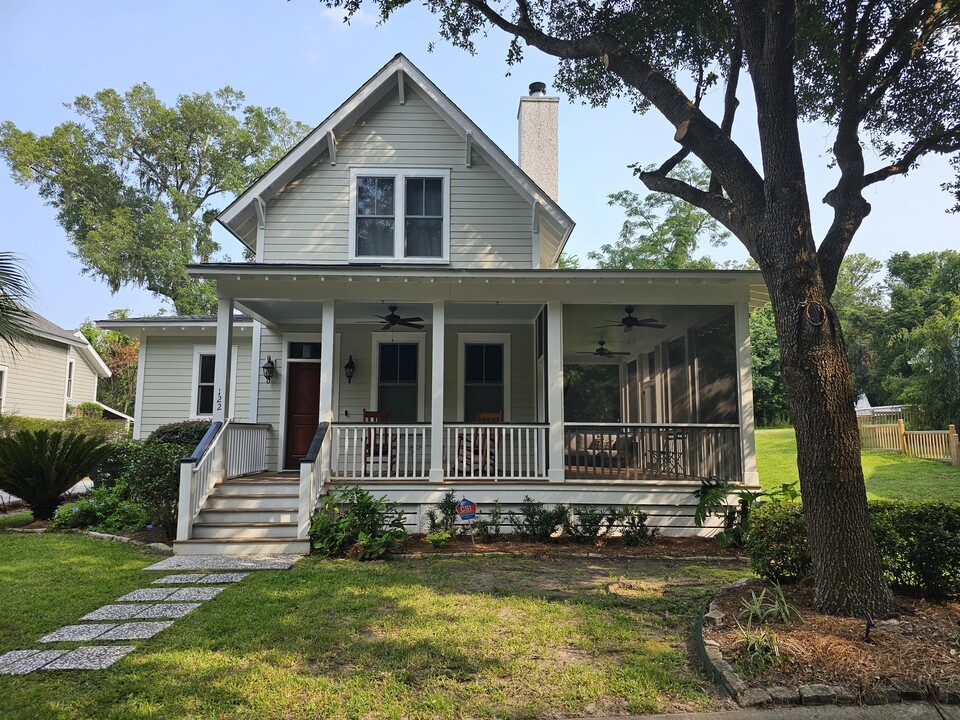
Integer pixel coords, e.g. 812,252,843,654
0,85,309,314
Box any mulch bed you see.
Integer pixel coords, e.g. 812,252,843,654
705,581,960,693
118,526,172,546
394,534,747,559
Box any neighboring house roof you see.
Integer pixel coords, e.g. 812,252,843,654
23,309,111,378
217,53,575,259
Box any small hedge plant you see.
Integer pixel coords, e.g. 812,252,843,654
0,415,129,441
147,420,213,448
746,499,960,598
309,486,407,560
124,442,191,539
51,480,149,534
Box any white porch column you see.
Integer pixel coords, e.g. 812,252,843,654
547,301,565,482
429,301,445,482
735,302,760,486
212,297,234,423
319,301,336,426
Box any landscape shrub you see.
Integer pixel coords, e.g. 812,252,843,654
746,499,960,597
562,505,611,543
90,439,141,489
425,489,459,533
309,486,407,560
70,401,105,418
613,505,659,546
0,415,128,441
471,500,503,541
51,480,149,534
147,420,213,448
0,430,111,520
124,442,191,539
509,496,567,541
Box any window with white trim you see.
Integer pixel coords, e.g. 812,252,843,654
349,168,450,263
196,354,216,415
65,358,75,400
191,346,239,418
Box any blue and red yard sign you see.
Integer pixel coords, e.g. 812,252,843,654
455,498,477,521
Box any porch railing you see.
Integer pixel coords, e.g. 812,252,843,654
299,422,330,539
444,423,548,480
331,423,430,480
226,422,270,477
564,423,742,483
177,420,227,541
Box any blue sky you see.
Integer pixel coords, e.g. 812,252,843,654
1,0,957,330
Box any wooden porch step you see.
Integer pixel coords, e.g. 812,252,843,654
196,508,297,524
211,481,299,497
205,495,298,511
174,538,310,556
192,522,298,540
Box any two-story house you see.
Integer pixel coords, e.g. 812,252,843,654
101,54,767,555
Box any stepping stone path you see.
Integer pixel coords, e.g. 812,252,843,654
0,554,300,675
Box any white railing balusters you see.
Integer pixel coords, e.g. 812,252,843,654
330,423,431,480
443,424,549,481
298,423,330,540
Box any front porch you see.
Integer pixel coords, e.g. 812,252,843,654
175,267,762,552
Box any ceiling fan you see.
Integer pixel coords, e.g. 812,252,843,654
577,340,631,358
373,305,424,330
595,306,666,332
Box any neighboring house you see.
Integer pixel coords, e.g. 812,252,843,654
101,54,768,555
0,311,110,420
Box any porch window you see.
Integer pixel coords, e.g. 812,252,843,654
667,336,691,422
694,312,738,424
463,344,504,420
350,168,449,263
196,354,215,416
0,366,7,413
378,343,419,423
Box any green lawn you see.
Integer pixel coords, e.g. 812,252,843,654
756,427,960,502
0,533,747,719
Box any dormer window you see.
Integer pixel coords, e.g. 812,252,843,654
349,168,450,263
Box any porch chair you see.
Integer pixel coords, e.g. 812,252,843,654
362,409,396,477
458,410,503,476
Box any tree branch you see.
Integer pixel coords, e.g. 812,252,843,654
657,148,691,176
862,125,960,187
710,38,743,196
637,169,744,239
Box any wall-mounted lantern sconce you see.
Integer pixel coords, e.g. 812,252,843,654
261,356,276,384
344,355,356,384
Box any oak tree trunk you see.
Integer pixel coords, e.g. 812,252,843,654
762,239,896,616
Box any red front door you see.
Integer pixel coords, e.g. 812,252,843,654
284,362,321,469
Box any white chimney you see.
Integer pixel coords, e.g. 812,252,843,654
518,82,559,202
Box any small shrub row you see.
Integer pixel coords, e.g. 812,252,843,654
746,500,960,597
0,414,129,441
309,486,407,560
146,420,212,448
425,492,658,546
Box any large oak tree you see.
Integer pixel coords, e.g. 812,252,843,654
0,86,309,315
333,0,960,614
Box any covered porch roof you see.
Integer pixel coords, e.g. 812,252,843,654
186,263,769,328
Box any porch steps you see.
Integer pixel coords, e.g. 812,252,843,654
174,476,309,556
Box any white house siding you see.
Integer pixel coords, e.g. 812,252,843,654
257,327,284,468
138,335,251,439
262,86,534,268
0,338,70,419
69,351,99,406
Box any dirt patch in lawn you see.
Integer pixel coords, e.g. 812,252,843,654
118,526,172,545
395,534,746,559
705,581,960,692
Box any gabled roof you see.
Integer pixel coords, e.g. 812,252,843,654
22,310,111,378
217,53,575,255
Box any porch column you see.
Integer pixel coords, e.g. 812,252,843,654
547,301,565,482
735,302,760,486
429,301,445,482
319,301,336,426
212,297,234,423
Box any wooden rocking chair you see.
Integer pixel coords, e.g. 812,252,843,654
363,409,396,476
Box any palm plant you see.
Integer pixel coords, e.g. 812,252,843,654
0,251,35,351
0,430,110,520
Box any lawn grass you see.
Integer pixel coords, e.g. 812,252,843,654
756,427,960,502
0,510,32,530
0,533,748,719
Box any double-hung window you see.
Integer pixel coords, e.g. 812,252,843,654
350,168,450,263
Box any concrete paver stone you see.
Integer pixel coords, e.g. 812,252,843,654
143,555,299,571
81,604,150,621
167,586,225,601
133,603,201,619
116,588,178,602
152,574,208,585
40,624,116,643
201,573,248,584
0,650,66,675
44,645,136,671
97,622,173,641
